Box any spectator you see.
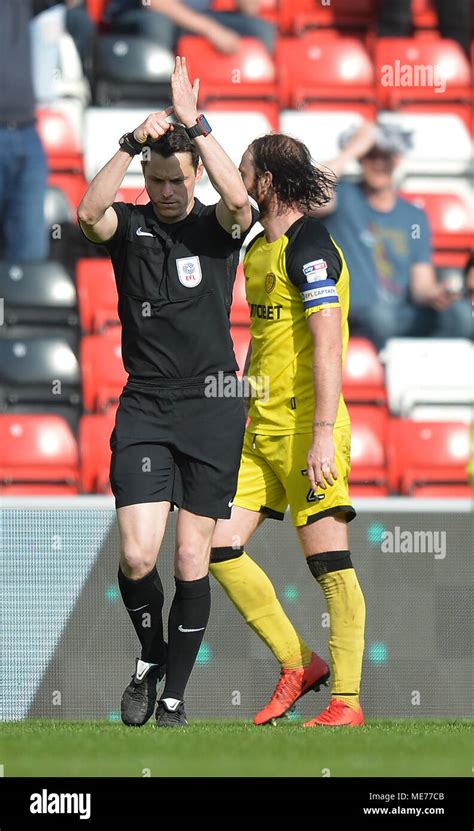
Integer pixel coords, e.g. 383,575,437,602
377,0,471,58
0,1,54,263
104,0,276,55
32,1,95,95
64,0,96,81
317,121,472,349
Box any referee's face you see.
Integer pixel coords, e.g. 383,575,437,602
143,151,202,223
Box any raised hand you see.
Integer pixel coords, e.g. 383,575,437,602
171,56,199,128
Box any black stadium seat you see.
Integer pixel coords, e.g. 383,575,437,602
93,35,174,106
0,336,81,410
0,261,78,327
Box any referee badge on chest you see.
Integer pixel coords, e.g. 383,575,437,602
176,256,202,288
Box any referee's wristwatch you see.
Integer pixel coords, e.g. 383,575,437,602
118,131,146,156
185,114,212,139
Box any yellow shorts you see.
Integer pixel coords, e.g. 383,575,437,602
233,426,356,527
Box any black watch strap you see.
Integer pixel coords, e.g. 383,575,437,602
119,131,145,156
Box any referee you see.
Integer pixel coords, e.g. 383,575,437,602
78,57,256,728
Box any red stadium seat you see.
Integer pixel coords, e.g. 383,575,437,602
348,405,389,495
279,0,377,34
230,326,251,376
116,187,148,206
177,36,277,105
342,338,387,405
277,34,375,109
0,414,79,493
76,259,119,334
387,420,471,496
375,37,471,110
48,173,87,214
79,411,116,494
401,191,474,252
230,262,250,325
36,109,82,173
81,328,127,413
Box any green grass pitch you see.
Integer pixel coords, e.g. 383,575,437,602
1,719,472,777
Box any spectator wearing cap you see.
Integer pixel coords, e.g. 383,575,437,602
104,0,276,55
316,121,473,349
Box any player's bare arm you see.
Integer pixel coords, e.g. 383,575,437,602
77,106,173,243
171,56,252,235
307,308,342,491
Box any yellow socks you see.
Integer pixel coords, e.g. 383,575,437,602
210,552,312,669
316,567,366,711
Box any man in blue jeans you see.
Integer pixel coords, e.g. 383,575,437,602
317,121,473,348
0,1,59,263
104,0,275,55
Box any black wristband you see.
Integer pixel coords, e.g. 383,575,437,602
118,131,145,157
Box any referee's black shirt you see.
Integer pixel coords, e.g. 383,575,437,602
104,198,257,384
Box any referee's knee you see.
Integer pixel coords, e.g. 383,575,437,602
210,545,244,564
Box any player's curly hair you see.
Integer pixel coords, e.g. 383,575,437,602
249,134,336,210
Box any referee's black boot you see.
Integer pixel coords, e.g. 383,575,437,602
121,657,166,727
155,698,188,728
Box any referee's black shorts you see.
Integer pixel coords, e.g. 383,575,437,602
109,377,246,518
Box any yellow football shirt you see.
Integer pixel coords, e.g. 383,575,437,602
244,214,351,435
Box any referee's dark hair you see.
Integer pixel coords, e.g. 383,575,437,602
145,124,200,172
249,134,336,210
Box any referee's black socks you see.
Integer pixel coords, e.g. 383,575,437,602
118,566,166,666
162,575,211,702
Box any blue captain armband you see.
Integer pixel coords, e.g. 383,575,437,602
300,278,340,310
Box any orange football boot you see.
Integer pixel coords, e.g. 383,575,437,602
303,698,365,727
253,652,330,726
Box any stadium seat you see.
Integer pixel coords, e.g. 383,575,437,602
81,328,127,412
277,34,375,109
387,419,471,496
230,326,251,376
47,173,88,214
178,36,277,105
115,187,148,206
0,414,79,494
206,100,280,130
0,336,81,409
342,338,387,405
84,107,155,182
375,38,471,110
280,108,376,170
45,185,75,229
0,262,77,328
381,338,474,418
348,405,389,495
79,411,116,494
230,262,249,325
93,36,175,106
400,191,474,252
279,0,377,33
36,109,83,174
195,109,277,203
377,110,472,176
76,259,119,334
